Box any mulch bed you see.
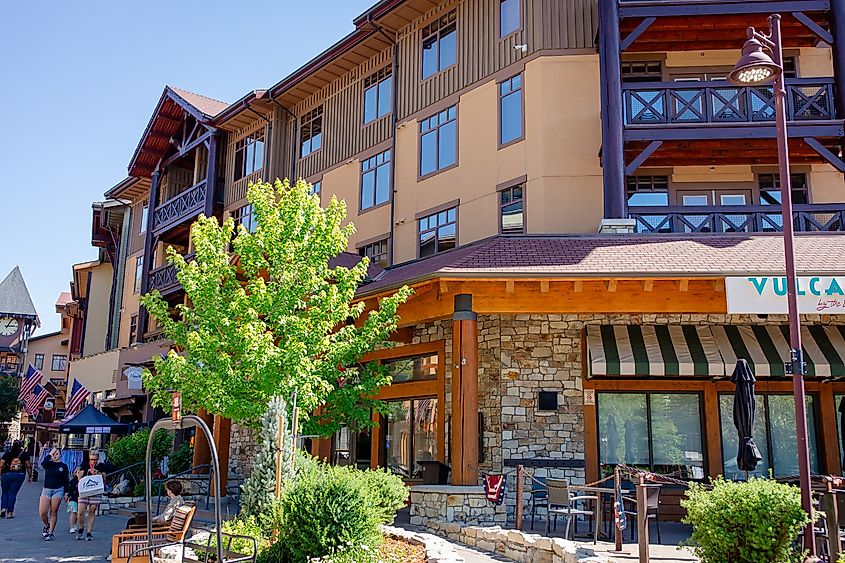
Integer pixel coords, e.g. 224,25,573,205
378,536,426,563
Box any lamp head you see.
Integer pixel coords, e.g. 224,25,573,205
728,36,781,85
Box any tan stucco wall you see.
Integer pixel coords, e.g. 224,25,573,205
68,349,118,394
82,263,112,356
809,164,845,202
25,332,68,380
118,250,143,349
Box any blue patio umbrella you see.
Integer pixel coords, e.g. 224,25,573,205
731,360,763,476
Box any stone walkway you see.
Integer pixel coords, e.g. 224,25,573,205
0,479,125,562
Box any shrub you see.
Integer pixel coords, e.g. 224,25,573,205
358,468,407,525
202,516,269,560
107,428,173,470
168,442,194,475
682,477,809,563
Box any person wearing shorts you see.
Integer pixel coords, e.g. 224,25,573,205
66,467,83,533
39,448,69,541
77,451,107,541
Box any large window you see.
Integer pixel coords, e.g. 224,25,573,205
499,0,521,37
233,130,265,181
233,204,257,234
627,176,669,207
134,256,144,294
300,106,323,158
361,149,391,210
598,392,705,479
383,398,438,478
499,74,523,145
719,394,819,479
421,11,457,79
418,207,457,257
34,354,44,371
500,185,524,234
420,105,457,176
758,173,808,205
384,354,438,383
359,239,389,268
364,67,392,123
51,355,67,372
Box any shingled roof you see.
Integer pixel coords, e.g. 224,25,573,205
0,267,39,322
358,234,845,296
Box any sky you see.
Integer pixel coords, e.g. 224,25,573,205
0,0,374,335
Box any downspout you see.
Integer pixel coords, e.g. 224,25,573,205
267,92,298,183
369,16,399,265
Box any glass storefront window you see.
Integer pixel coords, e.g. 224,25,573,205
385,354,438,383
384,398,438,479
719,394,819,479
597,392,705,479
332,426,372,470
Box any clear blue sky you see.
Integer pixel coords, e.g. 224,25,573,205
0,1,373,335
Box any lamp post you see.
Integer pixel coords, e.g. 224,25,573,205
728,15,815,556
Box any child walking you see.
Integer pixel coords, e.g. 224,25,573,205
66,467,83,534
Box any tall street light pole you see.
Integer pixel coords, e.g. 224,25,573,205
728,15,815,555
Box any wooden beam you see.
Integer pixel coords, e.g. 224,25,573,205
620,0,828,18
791,11,834,43
212,415,232,496
819,386,842,475
703,382,723,479
803,137,845,172
621,17,656,51
624,140,663,176
540,280,550,293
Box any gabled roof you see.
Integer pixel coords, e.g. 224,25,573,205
0,267,38,322
128,86,229,178
55,292,72,308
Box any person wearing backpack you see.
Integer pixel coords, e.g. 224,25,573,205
0,440,33,518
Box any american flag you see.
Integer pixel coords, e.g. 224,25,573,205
64,378,91,418
23,384,51,416
18,364,42,401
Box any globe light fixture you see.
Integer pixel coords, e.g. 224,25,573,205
728,36,781,85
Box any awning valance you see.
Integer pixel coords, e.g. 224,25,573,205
587,324,845,378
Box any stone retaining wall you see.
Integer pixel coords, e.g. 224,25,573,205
410,485,507,527
383,525,464,563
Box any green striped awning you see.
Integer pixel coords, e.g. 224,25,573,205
586,325,845,378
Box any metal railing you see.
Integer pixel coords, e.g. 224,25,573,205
623,78,835,126
629,203,845,234
152,463,214,513
152,180,208,235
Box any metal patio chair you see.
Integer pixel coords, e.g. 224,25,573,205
545,478,598,543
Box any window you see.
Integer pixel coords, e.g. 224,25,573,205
719,394,819,479
363,67,392,123
383,398,438,478
419,207,457,257
500,185,524,234
538,391,558,411
499,74,523,145
129,315,138,345
598,392,705,480
621,60,662,82
420,105,457,176
233,130,265,181
384,354,438,383
139,202,148,234
233,204,257,233
626,176,669,207
359,239,389,268
300,106,323,158
310,180,321,197
134,256,144,294
500,0,520,37
34,354,44,371
51,355,67,372
361,149,391,210
421,11,457,79
758,173,808,205
784,57,798,78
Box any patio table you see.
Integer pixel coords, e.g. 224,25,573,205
568,485,631,541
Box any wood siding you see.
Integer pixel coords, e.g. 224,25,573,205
225,116,273,206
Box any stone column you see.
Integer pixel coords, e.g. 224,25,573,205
451,294,478,486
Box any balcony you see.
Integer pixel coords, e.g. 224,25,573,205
147,254,194,295
152,180,208,236
629,203,845,234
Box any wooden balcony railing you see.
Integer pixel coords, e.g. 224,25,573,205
152,180,208,235
147,253,194,295
623,79,835,126
629,203,845,234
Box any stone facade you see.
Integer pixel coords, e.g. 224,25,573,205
409,485,507,527
228,423,258,478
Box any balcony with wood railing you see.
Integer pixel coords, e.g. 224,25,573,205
147,253,194,295
152,180,208,236
629,203,845,234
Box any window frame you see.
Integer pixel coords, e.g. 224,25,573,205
418,104,458,179
757,172,809,205
129,314,138,345
358,237,390,268
51,354,68,372
232,203,257,234
363,67,393,124
420,11,458,80
139,201,148,235
498,73,525,148
300,106,324,158
498,179,526,234
133,255,144,294
417,204,458,258
34,353,44,371
233,128,266,181
360,149,392,212
498,0,522,40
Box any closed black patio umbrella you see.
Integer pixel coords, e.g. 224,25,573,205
732,359,763,477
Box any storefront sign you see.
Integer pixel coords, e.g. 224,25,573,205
726,276,845,314
85,426,111,434
583,389,595,406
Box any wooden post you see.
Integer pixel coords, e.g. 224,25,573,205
825,482,841,562
290,395,299,473
191,409,214,471
637,476,649,563
274,414,284,497
211,415,231,496
516,464,524,530
615,466,623,552
451,294,478,485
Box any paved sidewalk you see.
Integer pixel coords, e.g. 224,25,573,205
0,478,124,562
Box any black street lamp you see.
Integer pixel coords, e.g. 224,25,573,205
729,15,816,556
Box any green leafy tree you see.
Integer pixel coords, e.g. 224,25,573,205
141,179,411,433
0,377,20,423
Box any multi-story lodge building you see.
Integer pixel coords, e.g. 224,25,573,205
85,0,845,520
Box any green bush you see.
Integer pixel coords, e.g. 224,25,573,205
107,428,173,470
682,477,810,563
202,515,269,561
168,442,194,475
358,468,407,525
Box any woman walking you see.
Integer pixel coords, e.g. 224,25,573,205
0,440,32,518
77,450,106,541
39,447,69,541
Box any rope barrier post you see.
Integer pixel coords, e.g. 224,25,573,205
825,481,841,562
637,475,649,563
516,465,524,531
615,466,623,552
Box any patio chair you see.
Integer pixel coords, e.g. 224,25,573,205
623,484,662,543
110,504,196,563
529,475,548,530
545,479,598,543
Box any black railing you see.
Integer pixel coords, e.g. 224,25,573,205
147,253,194,295
152,180,207,235
623,78,835,126
629,203,845,234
